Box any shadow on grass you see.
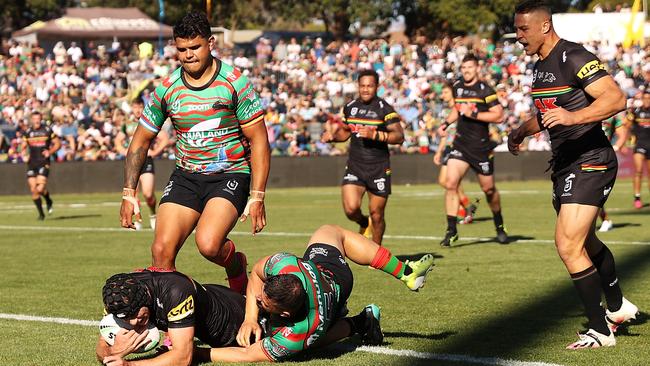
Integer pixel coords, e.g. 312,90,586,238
610,208,650,216
50,214,102,220
384,330,456,340
611,222,641,229
407,245,650,362
450,235,536,248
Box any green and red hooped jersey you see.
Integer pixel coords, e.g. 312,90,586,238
261,253,340,361
139,61,264,174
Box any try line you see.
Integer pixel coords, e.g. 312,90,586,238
0,313,563,366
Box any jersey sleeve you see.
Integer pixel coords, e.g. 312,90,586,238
164,281,196,329
382,102,401,126
483,85,499,108
231,72,263,128
567,47,609,89
139,82,168,134
261,321,312,361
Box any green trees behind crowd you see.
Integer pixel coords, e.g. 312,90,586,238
0,0,599,40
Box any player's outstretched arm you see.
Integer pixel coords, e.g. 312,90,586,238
207,341,270,363
240,120,270,234
120,126,156,229
542,76,625,129
102,327,195,366
237,256,270,347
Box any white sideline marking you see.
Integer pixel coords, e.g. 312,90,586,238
0,313,562,366
354,345,564,366
0,313,97,327
0,225,649,246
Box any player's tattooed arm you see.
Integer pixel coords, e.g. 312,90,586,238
125,145,147,188
124,126,157,189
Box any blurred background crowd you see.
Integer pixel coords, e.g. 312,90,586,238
1,32,649,162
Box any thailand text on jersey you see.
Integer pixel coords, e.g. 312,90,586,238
342,97,400,163
139,60,263,174
628,107,650,144
452,80,499,149
261,253,340,361
23,125,55,165
531,39,610,152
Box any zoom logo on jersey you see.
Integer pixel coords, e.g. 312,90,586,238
577,60,605,79
167,295,194,322
534,98,559,114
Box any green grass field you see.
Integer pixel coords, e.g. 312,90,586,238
0,179,649,366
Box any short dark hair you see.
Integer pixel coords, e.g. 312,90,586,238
461,53,480,64
31,111,42,117
358,69,379,85
263,274,306,314
131,97,144,106
103,273,149,319
515,0,552,15
173,10,211,40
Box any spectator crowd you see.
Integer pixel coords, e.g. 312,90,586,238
1,31,649,163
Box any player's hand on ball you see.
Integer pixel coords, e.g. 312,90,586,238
112,329,150,358
237,320,262,347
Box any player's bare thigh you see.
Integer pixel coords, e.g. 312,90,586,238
151,202,201,267
341,184,366,211
194,197,239,257
555,203,600,272
445,158,471,190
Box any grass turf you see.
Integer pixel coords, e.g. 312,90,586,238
0,179,649,366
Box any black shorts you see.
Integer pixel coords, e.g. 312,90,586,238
551,147,617,214
303,243,353,318
139,156,155,175
197,284,246,347
448,145,494,176
342,159,391,197
159,169,250,215
634,144,650,159
441,146,452,166
26,162,50,178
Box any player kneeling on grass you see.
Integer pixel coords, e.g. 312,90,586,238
97,269,250,366
203,225,435,362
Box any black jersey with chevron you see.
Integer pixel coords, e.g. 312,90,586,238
531,39,610,153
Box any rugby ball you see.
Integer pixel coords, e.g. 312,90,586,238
99,314,160,353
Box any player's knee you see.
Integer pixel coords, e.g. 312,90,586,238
151,240,175,266
483,186,496,201
369,210,383,224
195,236,224,261
343,205,359,218
444,180,460,191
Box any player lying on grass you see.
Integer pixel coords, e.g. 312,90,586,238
97,269,249,366
203,224,435,362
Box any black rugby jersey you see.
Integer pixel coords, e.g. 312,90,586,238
628,107,650,145
129,269,244,346
531,39,610,152
342,97,400,163
452,79,500,150
23,125,55,165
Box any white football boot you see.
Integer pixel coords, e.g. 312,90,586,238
566,329,616,349
606,297,639,333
